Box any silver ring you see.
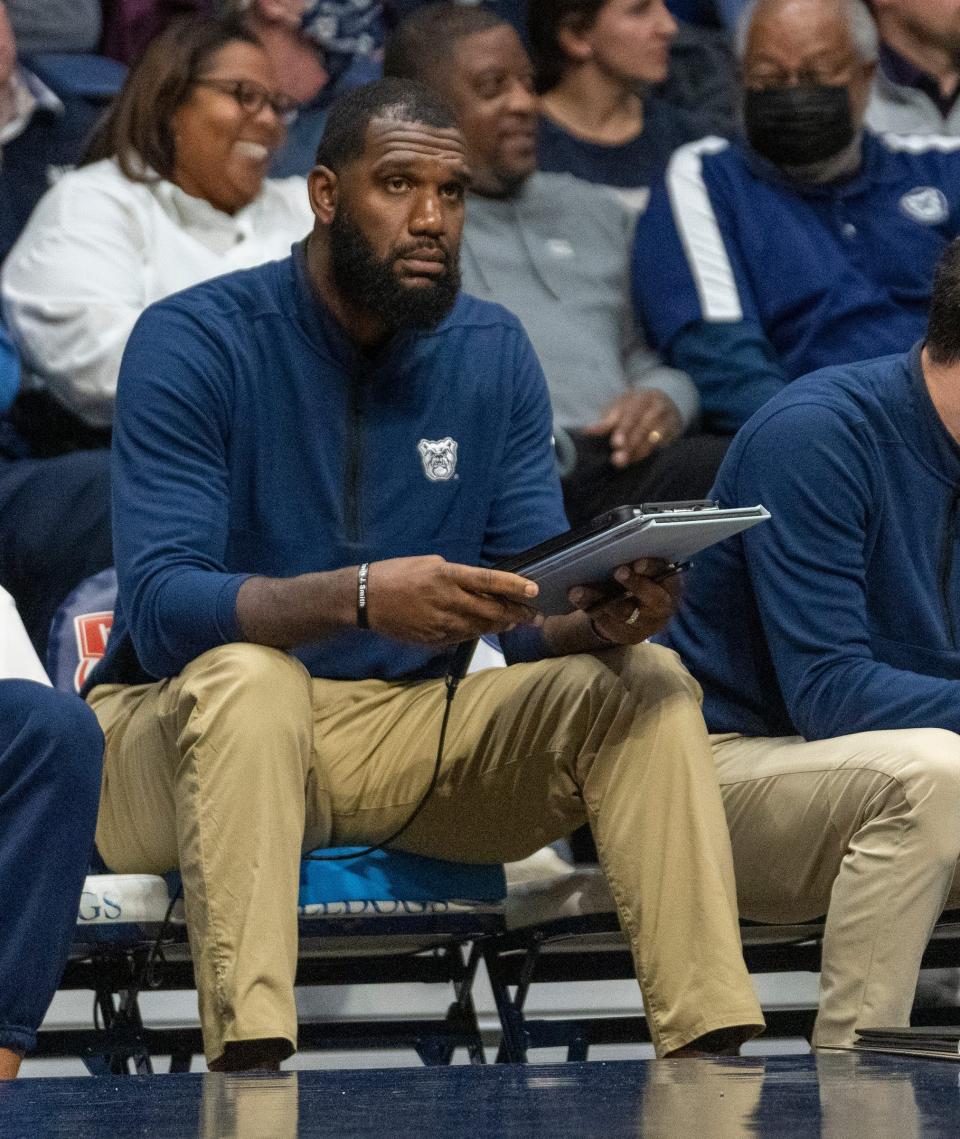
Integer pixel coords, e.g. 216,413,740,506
625,606,642,627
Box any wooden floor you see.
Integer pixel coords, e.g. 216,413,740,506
1,1053,958,1138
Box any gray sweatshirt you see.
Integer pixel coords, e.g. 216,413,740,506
460,171,699,431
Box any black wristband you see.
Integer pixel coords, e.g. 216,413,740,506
357,562,370,629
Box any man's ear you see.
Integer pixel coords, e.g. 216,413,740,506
308,165,339,225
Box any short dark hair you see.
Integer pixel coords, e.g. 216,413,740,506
315,78,459,171
927,238,960,367
83,15,258,182
527,0,606,92
383,2,507,88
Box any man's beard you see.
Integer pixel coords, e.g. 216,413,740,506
328,207,461,332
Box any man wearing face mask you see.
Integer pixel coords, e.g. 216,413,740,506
632,0,960,435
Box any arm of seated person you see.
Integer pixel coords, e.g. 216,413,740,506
236,560,542,649
668,319,790,434
1,168,148,429
733,400,960,738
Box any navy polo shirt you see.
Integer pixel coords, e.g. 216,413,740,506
633,131,960,382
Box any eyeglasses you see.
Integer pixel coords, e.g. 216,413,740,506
742,56,861,91
194,78,299,126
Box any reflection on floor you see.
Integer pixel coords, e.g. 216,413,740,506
1,1054,959,1139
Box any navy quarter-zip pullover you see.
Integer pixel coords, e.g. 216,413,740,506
89,244,568,688
661,343,960,740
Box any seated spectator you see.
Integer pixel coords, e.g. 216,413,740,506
85,78,764,1069
866,0,960,135
0,0,115,263
660,238,960,1047
529,0,715,207
633,0,960,435
0,316,112,657
0,587,103,1078
100,0,213,65
215,0,331,176
5,0,101,55
1,15,313,443
385,4,729,525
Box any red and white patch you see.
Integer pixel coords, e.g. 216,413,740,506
73,611,113,692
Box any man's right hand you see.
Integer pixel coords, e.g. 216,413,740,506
365,556,541,644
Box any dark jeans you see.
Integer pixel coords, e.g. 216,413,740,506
0,444,112,660
0,681,102,1053
560,429,732,527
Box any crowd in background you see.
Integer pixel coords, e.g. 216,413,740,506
3,0,960,1076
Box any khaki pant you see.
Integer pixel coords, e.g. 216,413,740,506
714,729,960,1047
89,641,763,1062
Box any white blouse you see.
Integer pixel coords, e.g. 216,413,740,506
0,587,49,684
1,157,315,428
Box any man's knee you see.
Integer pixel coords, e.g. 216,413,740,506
881,728,960,866
179,643,312,713
599,642,703,707
0,682,103,813
171,643,315,769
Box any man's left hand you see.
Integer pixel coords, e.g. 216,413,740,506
581,390,683,468
568,558,682,643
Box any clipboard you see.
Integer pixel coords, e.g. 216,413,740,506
496,500,770,616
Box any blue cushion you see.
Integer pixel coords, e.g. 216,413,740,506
23,53,127,100
300,848,506,905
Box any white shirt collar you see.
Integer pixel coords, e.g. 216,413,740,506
144,166,265,254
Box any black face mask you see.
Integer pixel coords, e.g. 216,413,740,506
744,83,855,168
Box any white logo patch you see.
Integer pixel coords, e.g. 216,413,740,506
417,437,458,481
900,187,949,226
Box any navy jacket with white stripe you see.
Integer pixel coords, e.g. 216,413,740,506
633,131,960,432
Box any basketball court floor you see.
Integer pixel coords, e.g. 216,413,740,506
1,1053,958,1138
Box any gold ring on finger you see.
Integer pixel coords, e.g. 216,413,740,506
647,429,663,447
625,606,642,626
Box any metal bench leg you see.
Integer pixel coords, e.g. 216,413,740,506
484,941,540,1064
414,943,486,1066
451,943,486,1066
168,1045,194,1073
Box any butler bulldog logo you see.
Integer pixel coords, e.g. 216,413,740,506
418,437,458,481
900,187,949,226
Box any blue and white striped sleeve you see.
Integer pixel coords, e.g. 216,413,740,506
632,137,756,350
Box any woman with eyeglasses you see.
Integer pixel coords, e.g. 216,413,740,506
0,14,313,447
